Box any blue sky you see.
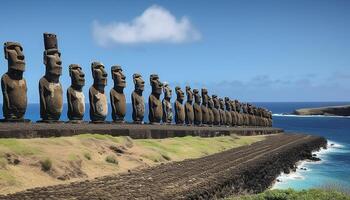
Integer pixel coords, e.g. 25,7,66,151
0,0,349,103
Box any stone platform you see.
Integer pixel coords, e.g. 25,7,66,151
0,123,283,139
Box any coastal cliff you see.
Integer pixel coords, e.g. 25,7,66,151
293,105,350,116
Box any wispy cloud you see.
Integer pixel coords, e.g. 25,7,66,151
92,5,201,47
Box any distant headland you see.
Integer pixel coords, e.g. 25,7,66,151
293,105,350,116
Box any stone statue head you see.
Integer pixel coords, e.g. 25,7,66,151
4,42,25,75
163,83,172,99
185,86,193,103
91,62,107,87
219,98,225,110
133,73,145,92
175,86,184,102
111,65,126,89
224,97,231,111
230,100,236,111
208,96,214,109
212,95,220,108
201,88,208,105
150,74,163,95
69,64,85,89
193,89,201,104
43,33,62,77
235,100,240,112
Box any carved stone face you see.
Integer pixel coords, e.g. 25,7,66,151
208,96,214,109
111,65,126,88
133,73,145,92
163,83,172,99
225,97,231,111
201,88,208,105
4,42,25,72
212,95,220,108
175,87,184,102
193,89,201,104
91,62,107,87
150,74,162,95
219,98,225,109
69,64,85,87
186,86,193,102
230,101,236,111
44,49,62,76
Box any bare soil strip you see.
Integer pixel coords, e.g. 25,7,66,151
0,134,326,200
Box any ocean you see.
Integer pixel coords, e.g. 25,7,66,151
0,102,349,190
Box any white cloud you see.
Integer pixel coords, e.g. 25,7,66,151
92,5,201,46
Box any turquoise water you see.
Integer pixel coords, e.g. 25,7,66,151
255,102,350,190
0,102,349,190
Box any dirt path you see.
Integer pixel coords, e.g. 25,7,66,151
0,134,326,200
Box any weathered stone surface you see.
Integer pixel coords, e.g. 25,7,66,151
39,33,63,122
162,83,173,124
219,98,226,126
1,42,28,121
185,86,194,125
148,74,163,124
131,73,145,124
193,89,202,125
67,64,85,122
89,62,108,122
174,86,185,125
235,100,243,126
212,95,220,125
201,88,209,125
110,65,126,123
207,96,214,125
224,97,232,126
230,100,238,126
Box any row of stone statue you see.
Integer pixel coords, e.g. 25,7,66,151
1,33,272,126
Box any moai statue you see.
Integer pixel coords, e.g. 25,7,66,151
162,83,173,124
1,42,28,122
207,96,214,126
248,104,256,126
224,97,232,126
242,103,249,126
235,100,243,126
201,88,209,125
185,86,194,125
268,111,273,127
39,33,63,122
193,89,202,126
67,64,85,122
219,98,226,126
131,73,145,124
148,74,163,124
212,95,220,125
89,62,108,123
174,86,185,125
230,100,238,126
110,65,126,123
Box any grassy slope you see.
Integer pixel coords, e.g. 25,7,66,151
226,189,350,200
0,134,265,194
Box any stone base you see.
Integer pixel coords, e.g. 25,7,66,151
89,121,109,124
112,120,126,124
0,119,31,123
133,121,144,124
66,120,85,124
36,120,63,123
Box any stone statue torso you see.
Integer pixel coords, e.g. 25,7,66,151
131,91,144,122
175,101,185,124
148,94,162,123
212,107,220,125
89,86,108,121
1,74,27,118
162,99,173,123
225,110,232,126
110,88,126,121
193,103,202,125
201,105,209,124
185,102,194,124
67,87,85,120
39,77,63,120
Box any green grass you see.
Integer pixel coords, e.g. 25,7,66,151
83,152,91,160
105,155,118,165
0,170,18,186
226,189,350,200
0,139,39,156
40,158,52,171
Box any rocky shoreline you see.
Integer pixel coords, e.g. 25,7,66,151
293,105,350,116
0,134,327,200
